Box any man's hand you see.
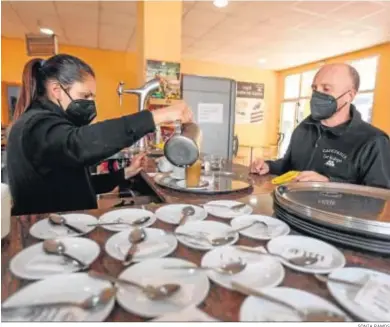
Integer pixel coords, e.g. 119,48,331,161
250,158,270,175
124,152,147,179
295,171,329,182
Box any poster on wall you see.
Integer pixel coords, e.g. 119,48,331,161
235,82,265,124
145,60,182,144
145,59,182,102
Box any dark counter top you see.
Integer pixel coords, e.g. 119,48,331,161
2,163,389,322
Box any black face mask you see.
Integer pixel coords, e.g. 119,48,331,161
59,86,97,126
310,90,350,121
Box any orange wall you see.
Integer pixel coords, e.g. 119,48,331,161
277,42,390,135
1,37,139,123
1,37,278,147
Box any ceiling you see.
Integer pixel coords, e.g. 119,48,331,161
2,1,390,70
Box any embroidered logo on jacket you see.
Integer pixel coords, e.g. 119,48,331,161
322,148,348,168
325,159,335,167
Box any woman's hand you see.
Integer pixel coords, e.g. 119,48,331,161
152,101,193,125
124,152,147,179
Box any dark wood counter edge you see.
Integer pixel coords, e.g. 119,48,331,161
2,167,390,322
139,170,169,203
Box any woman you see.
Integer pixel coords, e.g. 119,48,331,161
7,54,192,215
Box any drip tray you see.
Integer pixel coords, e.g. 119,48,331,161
154,173,252,195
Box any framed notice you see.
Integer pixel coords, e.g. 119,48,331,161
235,82,265,124
198,103,223,124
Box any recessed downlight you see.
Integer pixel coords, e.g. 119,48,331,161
40,27,54,35
213,0,228,8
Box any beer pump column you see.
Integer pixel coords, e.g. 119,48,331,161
117,79,161,151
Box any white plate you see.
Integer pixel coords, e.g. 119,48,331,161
175,221,239,251
230,215,290,240
239,287,350,322
327,267,390,321
29,214,97,240
116,257,210,318
98,208,156,232
1,273,115,322
155,204,207,225
170,172,185,180
10,237,100,280
201,245,284,291
176,180,209,189
203,200,253,219
266,235,346,274
105,228,177,262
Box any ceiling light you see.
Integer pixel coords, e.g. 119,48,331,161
213,0,228,8
340,29,354,36
40,27,54,35
258,58,267,64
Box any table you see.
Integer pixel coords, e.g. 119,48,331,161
2,173,390,322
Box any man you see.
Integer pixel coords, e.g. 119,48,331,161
251,63,390,189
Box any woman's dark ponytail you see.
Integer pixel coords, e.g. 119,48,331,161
13,54,95,122
13,58,44,121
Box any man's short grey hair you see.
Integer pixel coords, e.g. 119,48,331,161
348,65,360,92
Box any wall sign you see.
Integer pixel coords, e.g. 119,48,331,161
235,82,265,124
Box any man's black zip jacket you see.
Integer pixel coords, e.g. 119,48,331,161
6,98,156,215
267,105,390,189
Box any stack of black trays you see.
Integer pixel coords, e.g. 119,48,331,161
273,182,390,255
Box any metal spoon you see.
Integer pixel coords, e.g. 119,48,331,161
236,245,318,266
43,239,88,268
122,228,146,266
231,282,347,322
175,232,236,246
314,274,363,288
1,287,117,311
88,270,180,300
164,261,247,275
87,216,150,227
204,203,246,212
178,206,195,225
48,214,85,234
229,221,262,235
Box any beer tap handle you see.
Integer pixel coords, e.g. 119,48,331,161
117,81,124,106
174,119,182,135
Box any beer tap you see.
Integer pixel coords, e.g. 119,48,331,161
116,79,161,151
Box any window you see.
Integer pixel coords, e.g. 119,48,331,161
278,69,318,158
349,56,378,91
348,56,378,123
284,74,300,100
353,93,374,123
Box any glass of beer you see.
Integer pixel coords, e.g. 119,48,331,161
185,160,202,187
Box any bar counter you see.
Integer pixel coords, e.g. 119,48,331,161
2,164,389,322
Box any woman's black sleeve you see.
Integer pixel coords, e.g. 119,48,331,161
25,110,155,168
90,169,125,194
